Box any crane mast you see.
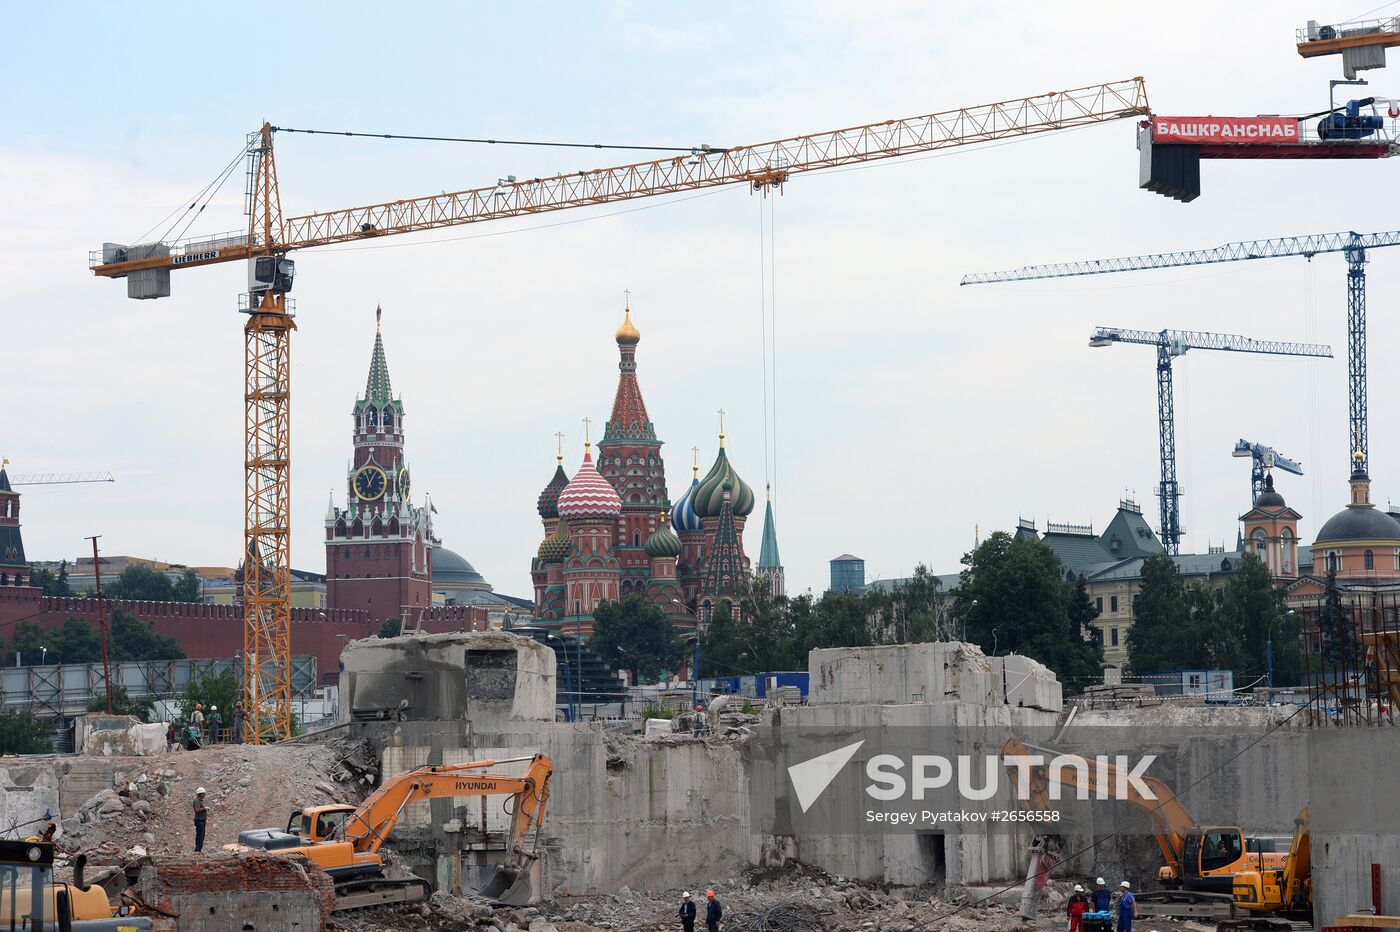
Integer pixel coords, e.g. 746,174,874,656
1089,328,1331,554
1232,439,1303,504
963,229,1400,481
91,79,1151,741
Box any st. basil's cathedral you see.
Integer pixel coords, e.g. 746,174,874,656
531,307,785,633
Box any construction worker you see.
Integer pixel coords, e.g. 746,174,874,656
207,705,222,744
678,891,697,932
1116,881,1135,932
1067,883,1090,932
192,703,204,730
193,787,208,853
1090,877,1111,913
233,702,246,744
704,889,722,932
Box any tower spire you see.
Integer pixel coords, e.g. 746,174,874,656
757,482,785,596
364,307,393,405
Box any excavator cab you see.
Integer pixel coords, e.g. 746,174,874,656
0,840,151,931
288,805,357,842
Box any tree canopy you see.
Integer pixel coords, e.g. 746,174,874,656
0,710,51,755
590,595,683,684
27,562,71,597
954,532,1102,686
104,565,203,603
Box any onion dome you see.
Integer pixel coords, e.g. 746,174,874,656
692,439,755,519
671,476,703,533
645,512,683,559
537,457,569,519
537,521,572,563
615,307,640,345
557,445,622,520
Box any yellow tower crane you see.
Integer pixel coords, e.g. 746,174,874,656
90,78,1150,742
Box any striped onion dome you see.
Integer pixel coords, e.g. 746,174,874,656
537,521,571,562
692,441,755,519
557,446,622,520
671,477,703,533
645,513,683,558
537,460,569,519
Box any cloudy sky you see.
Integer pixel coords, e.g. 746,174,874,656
7,2,1400,597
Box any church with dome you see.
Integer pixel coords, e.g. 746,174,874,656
530,306,784,634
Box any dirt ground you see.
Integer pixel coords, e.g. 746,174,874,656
57,741,363,861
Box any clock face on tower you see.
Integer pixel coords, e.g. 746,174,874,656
398,467,411,501
354,465,387,501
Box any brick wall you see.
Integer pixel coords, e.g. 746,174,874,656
136,853,336,931
0,587,488,684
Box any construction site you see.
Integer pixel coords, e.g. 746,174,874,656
10,4,1400,932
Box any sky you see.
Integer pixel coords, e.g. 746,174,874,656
6,1,1400,598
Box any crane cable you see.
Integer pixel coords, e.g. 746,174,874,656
270,126,723,154
130,141,248,249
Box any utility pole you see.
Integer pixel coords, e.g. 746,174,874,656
86,535,113,715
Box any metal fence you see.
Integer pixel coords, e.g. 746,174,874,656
3,656,318,720
1297,587,1400,726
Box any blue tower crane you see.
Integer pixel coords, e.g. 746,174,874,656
1232,439,1304,504
1087,328,1331,555
963,230,1400,480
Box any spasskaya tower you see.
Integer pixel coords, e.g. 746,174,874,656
325,308,435,624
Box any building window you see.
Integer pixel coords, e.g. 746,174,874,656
1365,549,1375,570
1252,528,1267,557
1282,529,1293,573
1093,628,1104,646
1110,596,1119,613
1110,628,1119,647
1327,551,1339,573
1095,597,1103,613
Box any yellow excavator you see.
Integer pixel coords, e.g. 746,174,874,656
1002,739,1288,919
239,754,552,911
1220,806,1312,931
0,840,151,930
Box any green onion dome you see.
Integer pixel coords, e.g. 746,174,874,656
692,439,754,518
537,521,571,563
644,512,683,558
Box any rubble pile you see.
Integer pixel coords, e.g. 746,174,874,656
58,742,359,859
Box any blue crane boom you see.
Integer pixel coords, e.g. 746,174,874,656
963,230,1399,482
1232,440,1303,505
1089,328,1331,555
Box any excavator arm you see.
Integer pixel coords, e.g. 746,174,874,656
1002,738,1196,874
343,755,552,856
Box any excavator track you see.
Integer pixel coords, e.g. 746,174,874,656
332,877,432,912
1134,889,1237,918
1216,919,1312,931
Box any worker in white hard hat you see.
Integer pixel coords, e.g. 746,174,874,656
1091,877,1111,913
193,787,209,853
677,890,697,932
1067,883,1090,931
1116,880,1136,931
207,705,222,744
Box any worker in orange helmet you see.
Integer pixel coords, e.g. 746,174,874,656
704,889,722,932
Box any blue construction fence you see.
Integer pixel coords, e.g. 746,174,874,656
697,671,808,700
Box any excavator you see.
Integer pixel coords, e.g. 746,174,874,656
0,840,151,930
1001,739,1288,920
1220,806,1312,931
238,754,552,911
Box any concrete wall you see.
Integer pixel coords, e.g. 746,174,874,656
808,643,1062,712
1309,729,1400,924
339,630,555,728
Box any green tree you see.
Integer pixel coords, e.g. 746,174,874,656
1217,554,1302,685
0,710,51,755
1126,556,1204,674
109,607,184,661
28,562,72,597
954,531,1099,684
172,569,203,603
590,595,683,684
884,565,947,643
700,577,801,675
1318,568,1361,671
52,617,102,665
105,565,174,602
88,684,155,722
8,621,49,666
179,668,240,726
1063,575,1105,686
377,618,402,638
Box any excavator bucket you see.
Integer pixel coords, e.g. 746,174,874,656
476,864,535,906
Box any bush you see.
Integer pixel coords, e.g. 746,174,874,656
88,685,154,722
0,710,52,755
641,704,675,720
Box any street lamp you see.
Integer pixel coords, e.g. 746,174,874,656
544,634,576,722
40,646,47,666
671,600,702,707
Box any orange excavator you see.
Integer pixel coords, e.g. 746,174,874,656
238,754,552,910
1001,739,1287,919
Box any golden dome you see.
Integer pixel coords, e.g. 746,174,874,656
615,307,640,345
